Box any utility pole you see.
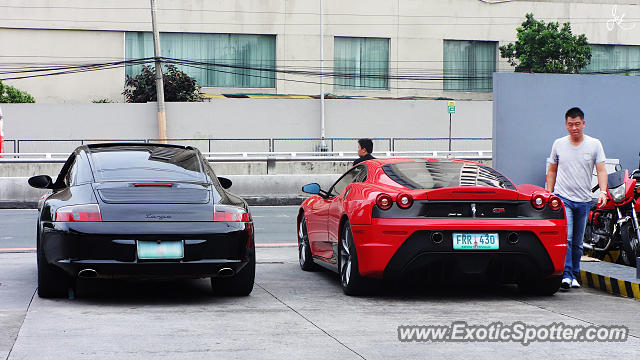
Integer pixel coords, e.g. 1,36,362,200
150,0,167,143
319,0,327,151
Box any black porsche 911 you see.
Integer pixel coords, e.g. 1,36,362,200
28,143,254,298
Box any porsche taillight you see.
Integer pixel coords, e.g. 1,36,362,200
214,205,251,222
376,193,393,210
396,193,413,209
548,196,562,211
55,204,102,222
531,194,546,210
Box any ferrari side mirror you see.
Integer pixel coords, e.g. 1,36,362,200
302,183,321,195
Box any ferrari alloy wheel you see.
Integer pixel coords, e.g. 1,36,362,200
298,216,317,271
339,220,366,296
620,223,639,267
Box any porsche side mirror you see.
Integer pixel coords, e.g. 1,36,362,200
218,177,232,189
28,175,53,189
302,183,321,194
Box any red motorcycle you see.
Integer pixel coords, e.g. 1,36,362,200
583,156,640,266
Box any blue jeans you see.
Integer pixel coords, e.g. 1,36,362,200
557,195,591,280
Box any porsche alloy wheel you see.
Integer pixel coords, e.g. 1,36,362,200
298,216,317,271
339,220,366,295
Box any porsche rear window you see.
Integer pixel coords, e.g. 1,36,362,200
89,147,205,182
382,161,516,190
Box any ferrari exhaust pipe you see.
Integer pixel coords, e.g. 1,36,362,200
431,232,444,244
507,232,519,245
217,268,235,277
78,269,98,278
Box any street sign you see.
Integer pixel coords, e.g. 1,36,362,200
448,101,456,114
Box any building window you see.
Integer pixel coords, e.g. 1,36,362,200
125,32,276,88
582,44,640,76
334,37,389,90
443,40,497,92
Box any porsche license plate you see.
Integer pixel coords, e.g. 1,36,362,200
137,241,184,259
452,233,499,250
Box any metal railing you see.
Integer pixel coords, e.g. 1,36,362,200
0,150,492,164
2,137,492,154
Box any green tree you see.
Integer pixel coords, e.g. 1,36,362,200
499,13,592,74
123,64,202,103
0,80,35,103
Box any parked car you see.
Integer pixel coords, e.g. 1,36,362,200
29,143,254,298
298,158,567,296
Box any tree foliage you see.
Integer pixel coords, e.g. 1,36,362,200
499,13,592,74
123,64,202,103
0,80,36,103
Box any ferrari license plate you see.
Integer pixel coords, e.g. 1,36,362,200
452,233,499,250
137,241,184,259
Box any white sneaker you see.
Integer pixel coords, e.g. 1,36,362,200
561,277,571,290
571,279,581,288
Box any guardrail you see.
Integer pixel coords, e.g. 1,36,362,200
1,137,492,154
0,151,492,163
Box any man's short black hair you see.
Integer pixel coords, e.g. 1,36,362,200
358,138,373,154
565,107,584,121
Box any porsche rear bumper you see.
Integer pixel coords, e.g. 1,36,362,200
39,221,254,279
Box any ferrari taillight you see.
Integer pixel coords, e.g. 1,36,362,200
55,204,102,222
214,205,251,222
396,193,413,209
376,193,393,210
548,196,562,211
531,194,546,210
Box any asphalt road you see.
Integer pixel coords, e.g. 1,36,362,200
1,207,640,359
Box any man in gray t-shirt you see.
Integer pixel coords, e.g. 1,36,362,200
546,107,608,291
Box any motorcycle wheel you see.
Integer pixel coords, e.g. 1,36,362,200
583,225,606,260
619,222,640,267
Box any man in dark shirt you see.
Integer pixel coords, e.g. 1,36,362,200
353,138,376,165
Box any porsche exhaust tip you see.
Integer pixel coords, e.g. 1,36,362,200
78,269,98,278
217,268,235,277
507,232,519,245
431,232,444,244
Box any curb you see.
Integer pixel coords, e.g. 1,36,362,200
579,269,640,300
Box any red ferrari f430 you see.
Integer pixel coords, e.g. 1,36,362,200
297,159,567,296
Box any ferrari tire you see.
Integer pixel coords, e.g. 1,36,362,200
212,254,255,296
519,276,562,296
620,223,639,267
339,220,367,296
37,244,71,298
298,216,318,271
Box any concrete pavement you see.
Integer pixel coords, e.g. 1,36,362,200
2,207,640,359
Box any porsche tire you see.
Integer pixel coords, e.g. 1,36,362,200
37,243,71,298
298,216,318,271
212,254,255,296
339,220,367,296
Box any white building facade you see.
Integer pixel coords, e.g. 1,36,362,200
1,0,639,103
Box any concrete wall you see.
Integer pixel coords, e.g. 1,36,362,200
2,0,640,102
493,72,640,187
0,99,492,153
0,174,341,207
